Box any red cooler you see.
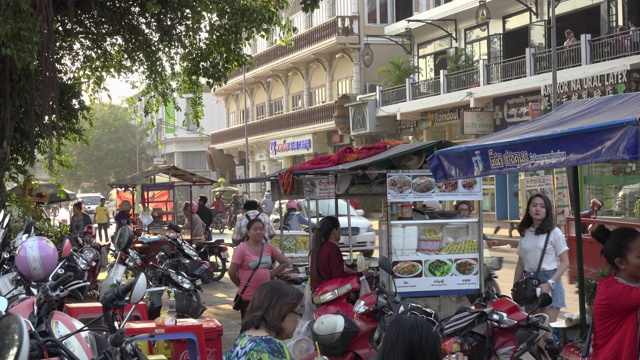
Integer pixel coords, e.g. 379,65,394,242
172,318,223,360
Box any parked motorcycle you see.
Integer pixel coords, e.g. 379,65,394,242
198,238,229,282
440,292,555,359
302,257,412,360
160,223,215,284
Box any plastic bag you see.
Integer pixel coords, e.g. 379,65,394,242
286,285,315,359
359,275,371,298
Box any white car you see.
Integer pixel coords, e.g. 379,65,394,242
72,193,103,214
271,199,376,257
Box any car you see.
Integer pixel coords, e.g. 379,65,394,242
73,193,104,215
270,199,376,257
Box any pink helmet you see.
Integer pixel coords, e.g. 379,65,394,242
286,199,299,210
15,236,59,282
185,201,198,214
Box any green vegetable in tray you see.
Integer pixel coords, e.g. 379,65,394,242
428,259,452,277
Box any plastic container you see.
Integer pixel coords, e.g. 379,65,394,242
172,318,223,360
399,204,413,220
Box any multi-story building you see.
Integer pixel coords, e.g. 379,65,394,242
376,0,640,220
209,0,423,198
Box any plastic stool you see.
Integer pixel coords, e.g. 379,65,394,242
64,302,149,321
125,320,207,360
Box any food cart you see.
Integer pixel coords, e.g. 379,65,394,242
108,164,216,263
383,172,484,300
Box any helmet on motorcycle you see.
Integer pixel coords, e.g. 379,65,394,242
312,314,358,355
184,201,198,214
15,236,59,282
286,199,299,210
590,198,604,211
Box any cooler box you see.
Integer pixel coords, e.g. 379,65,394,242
172,318,223,360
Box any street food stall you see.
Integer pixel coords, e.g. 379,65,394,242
108,164,216,262
427,92,640,336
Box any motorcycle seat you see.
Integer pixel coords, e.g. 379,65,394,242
204,239,224,245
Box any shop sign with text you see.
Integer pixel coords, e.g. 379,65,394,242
541,69,628,110
270,136,313,158
462,111,494,135
503,95,543,123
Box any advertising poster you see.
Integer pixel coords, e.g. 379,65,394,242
302,178,336,200
554,169,571,224
524,175,555,204
386,173,482,202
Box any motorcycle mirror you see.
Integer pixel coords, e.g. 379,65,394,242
23,217,34,237
537,292,553,308
129,273,147,304
161,245,172,258
0,312,29,360
494,226,501,235
378,257,394,275
0,296,7,312
60,237,73,259
114,226,133,251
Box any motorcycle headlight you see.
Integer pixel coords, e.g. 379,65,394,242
73,253,89,271
169,271,194,290
124,257,135,268
182,242,199,259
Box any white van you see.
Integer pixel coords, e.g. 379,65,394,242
74,193,104,214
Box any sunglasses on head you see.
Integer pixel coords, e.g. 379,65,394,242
406,309,440,330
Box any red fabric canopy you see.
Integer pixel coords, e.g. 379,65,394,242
278,140,405,195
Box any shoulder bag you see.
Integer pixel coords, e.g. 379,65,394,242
232,242,264,311
511,232,550,305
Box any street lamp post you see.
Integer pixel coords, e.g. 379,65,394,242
243,66,250,198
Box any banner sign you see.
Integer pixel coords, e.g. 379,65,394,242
387,172,482,202
303,178,336,200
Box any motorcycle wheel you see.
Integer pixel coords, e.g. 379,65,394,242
204,252,227,282
177,290,202,319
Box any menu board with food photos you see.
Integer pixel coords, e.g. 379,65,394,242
386,172,482,202
388,220,481,296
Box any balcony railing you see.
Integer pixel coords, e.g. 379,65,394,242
211,103,337,144
378,31,640,107
487,55,527,84
227,16,358,81
412,77,441,99
447,68,479,93
381,84,406,106
590,31,640,63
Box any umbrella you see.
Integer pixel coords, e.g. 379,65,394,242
213,186,239,192
8,182,77,204
427,92,640,335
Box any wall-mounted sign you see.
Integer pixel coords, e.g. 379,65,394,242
541,69,628,110
270,136,313,158
302,178,336,200
425,108,462,128
347,100,377,135
462,111,494,135
503,95,543,123
396,120,418,132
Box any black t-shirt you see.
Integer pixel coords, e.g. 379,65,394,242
197,204,213,228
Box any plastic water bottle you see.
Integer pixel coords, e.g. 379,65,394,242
357,252,366,271
160,287,170,316
168,291,177,317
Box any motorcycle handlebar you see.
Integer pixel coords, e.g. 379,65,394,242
168,223,182,233
51,272,74,292
103,278,137,305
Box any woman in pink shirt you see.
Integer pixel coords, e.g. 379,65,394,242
229,218,289,318
590,225,640,359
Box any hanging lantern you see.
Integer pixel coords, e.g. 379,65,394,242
475,0,491,31
361,43,374,68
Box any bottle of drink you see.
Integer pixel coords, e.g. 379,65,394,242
167,290,177,325
357,252,366,271
160,287,170,316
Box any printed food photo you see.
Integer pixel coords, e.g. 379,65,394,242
461,178,478,191
453,258,479,276
392,260,423,278
436,179,458,193
425,258,453,277
388,175,412,194
411,176,436,193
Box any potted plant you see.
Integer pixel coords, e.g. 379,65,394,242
436,47,477,74
340,24,351,36
376,54,422,87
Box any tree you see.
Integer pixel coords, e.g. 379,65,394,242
376,55,421,87
60,103,151,194
0,0,320,206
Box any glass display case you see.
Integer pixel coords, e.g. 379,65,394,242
387,218,482,297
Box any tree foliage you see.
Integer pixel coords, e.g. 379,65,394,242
60,103,152,194
0,0,320,206
436,47,477,73
376,55,421,87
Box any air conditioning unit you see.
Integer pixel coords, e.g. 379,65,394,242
366,83,379,94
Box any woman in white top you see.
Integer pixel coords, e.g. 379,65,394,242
513,193,570,322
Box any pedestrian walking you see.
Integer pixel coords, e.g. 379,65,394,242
231,200,276,245
260,191,274,216
196,195,213,241
70,201,92,236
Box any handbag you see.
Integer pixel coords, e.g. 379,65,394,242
232,242,264,311
511,232,550,304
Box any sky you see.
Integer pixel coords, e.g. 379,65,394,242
102,78,140,104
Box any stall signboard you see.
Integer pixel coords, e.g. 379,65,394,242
387,173,482,202
303,178,336,200
391,254,480,294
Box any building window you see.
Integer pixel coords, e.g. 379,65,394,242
367,0,389,25
291,92,303,111
337,77,353,96
185,151,206,170
465,25,489,63
239,109,246,125
228,112,236,127
417,37,451,80
309,87,326,106
271,98,284,115
256,103,266,120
